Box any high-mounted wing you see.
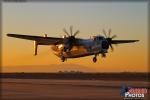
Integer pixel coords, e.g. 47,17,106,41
7,33,65,55
111,40,139,44
7,33,63,45
6,33,84,55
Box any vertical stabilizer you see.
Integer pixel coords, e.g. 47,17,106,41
34,41,38,56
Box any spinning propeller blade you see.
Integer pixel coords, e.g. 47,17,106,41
62,26,80,52
102,29,117,51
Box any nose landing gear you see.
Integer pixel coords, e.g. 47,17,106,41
102,53,106,58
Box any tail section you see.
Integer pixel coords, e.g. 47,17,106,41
34,41,38,56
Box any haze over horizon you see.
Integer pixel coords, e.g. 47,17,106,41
2,63,149,73
2,2,148,72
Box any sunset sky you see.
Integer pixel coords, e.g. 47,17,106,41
2,2,148,72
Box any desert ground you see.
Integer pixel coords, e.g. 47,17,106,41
1,78,149,100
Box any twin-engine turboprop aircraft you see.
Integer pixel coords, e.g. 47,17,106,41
7,26,139,63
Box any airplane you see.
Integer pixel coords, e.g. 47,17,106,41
7,26,139,63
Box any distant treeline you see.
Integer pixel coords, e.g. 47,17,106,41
0,72,149,81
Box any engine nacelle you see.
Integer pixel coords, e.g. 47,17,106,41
102,40,109,49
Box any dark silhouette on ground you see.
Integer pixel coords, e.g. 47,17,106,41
1,72,149,81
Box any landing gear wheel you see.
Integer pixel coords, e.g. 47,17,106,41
93,57,97,63
102,53,106,58
61,56,65,62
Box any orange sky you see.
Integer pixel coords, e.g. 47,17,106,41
2,2,148,72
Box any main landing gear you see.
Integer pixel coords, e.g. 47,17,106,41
60,50,66,62
92,53,106,63
61,56,66,62
93,55,97,63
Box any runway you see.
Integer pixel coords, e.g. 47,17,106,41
1,78,149,100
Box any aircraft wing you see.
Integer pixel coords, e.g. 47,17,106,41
111,40,139,44
7,33,64,45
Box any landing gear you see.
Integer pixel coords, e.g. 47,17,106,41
61,56,65,62
60,50,66,62
102,53,106,58
93,56,97,63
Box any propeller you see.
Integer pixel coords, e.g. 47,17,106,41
62,26,80,52
102,29,117,51
63,26,80,37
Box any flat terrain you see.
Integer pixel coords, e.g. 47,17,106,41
1,78,149,100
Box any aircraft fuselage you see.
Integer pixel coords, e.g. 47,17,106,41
51,36,108,58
